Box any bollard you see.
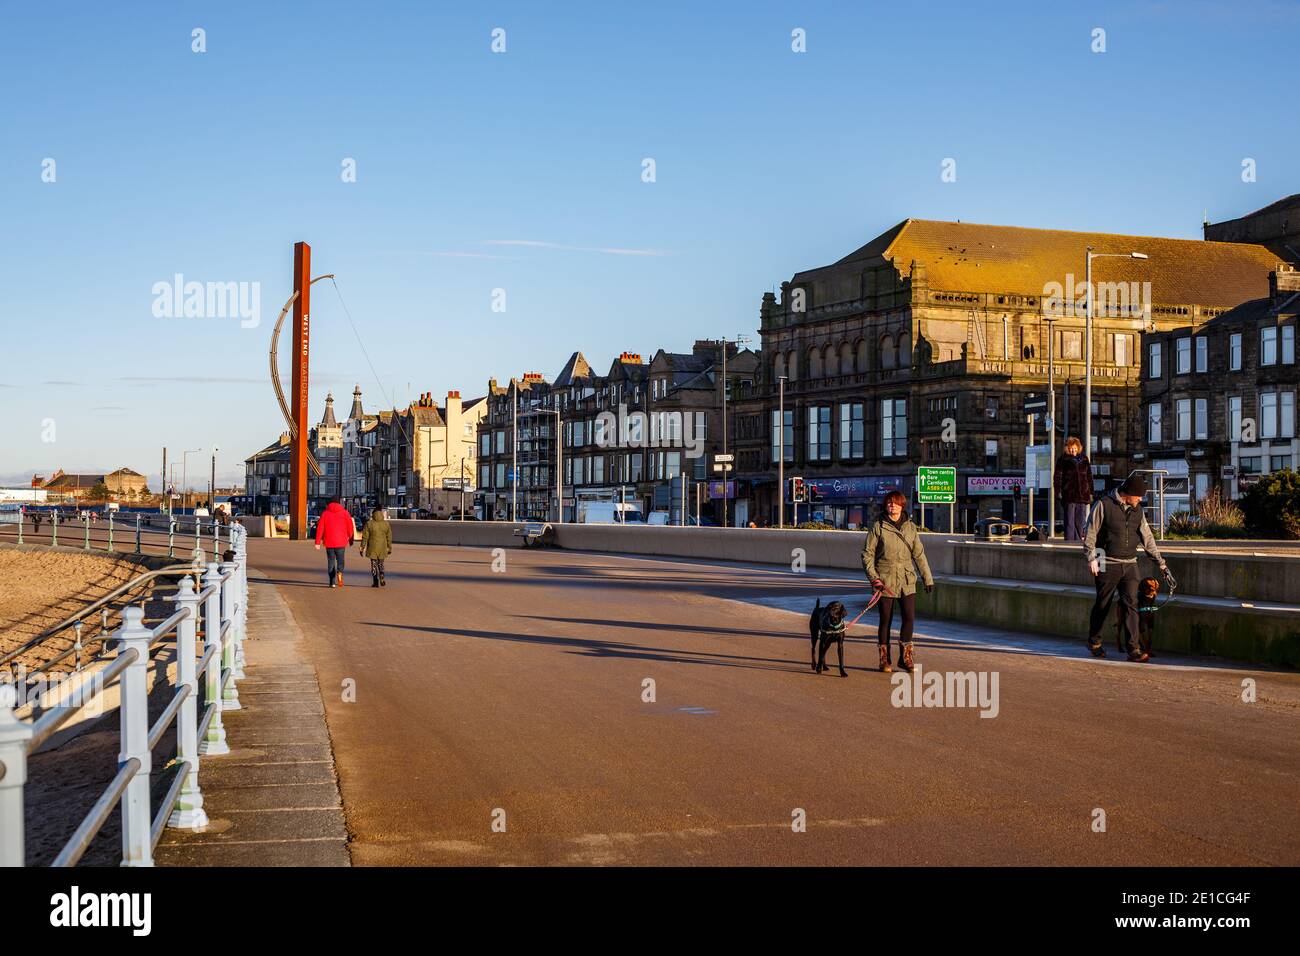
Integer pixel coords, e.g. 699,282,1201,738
0,684,35,867
199,564,229,756
218,563,241,711
168,515,176,558
167,578,208,830
117,607,153,867
135,514,141,553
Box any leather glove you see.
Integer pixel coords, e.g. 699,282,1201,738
925,582,935,594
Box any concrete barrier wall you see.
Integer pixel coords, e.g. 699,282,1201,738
950,542,1299,603
390,520,1300,604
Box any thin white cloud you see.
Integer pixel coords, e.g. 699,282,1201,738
480,240,671,257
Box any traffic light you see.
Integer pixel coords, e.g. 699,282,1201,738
790,476,805,503
808,486,824,504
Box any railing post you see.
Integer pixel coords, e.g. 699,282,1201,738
108,511,114,551
135,514,141,553
15,511,21,546
83,513,90,550
117,607,153,867
0,684,34,867
219,562,241,711
167,578,208,830
199,564,230,756
194,518,200,556
213,519,221,563
51,510,58,548
232,526,248,678
168,515,176,558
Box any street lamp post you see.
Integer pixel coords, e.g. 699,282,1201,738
181,448,202,514
1084,248,1149,463
209,446,218,513
778,375,787,529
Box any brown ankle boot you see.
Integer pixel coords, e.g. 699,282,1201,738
900,642,915,672
878,644,892,673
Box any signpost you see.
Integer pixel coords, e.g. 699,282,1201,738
917,465,956,532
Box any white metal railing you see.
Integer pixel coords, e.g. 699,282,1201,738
4,508,235,562
0,524,249,866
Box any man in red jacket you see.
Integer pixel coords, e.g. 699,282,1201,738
314,499,356,588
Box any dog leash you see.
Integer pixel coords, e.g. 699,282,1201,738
847,583,896,627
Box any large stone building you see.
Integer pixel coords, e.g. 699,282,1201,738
1140,265,1299,513
731,217,1288,530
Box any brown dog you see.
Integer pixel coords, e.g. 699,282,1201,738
1115,577,1161,657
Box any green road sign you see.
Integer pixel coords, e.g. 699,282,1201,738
917,466,957,503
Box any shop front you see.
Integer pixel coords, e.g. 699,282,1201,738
965,475,1028,527
800,475,910,530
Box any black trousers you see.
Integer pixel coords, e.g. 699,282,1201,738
877,593,916,648
1089,561,1140,653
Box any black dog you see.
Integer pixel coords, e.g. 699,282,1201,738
1115,576,1160,658
809,599,848,677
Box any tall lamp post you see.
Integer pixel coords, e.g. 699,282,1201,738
1084,248,1148,461
714,333,750,528
777,375,787,529
209,446,218,512
181,448,202,514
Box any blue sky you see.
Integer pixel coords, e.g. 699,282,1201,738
1,0,1296,488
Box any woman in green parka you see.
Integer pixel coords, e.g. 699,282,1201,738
860,490,934,674
359,508,393,588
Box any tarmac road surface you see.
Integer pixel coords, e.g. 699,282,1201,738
247,538,1300,866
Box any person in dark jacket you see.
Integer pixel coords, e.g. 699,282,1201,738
861,491,935,673
1082,474,1175,662
359,508,392,587
314,499,356,588
1054,436,1093,541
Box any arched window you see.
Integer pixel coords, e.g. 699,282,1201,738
787,349,799,381
808,346,823,379
841,342,855,375
880,334,895,370
823,344,838,377
856,338,869,372
897,332,911,367
772,352,786,382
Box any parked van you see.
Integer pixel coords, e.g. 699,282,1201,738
578,501,645,524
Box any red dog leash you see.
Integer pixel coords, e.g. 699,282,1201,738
846,581,895,627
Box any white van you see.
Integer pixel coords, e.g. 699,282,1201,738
578,501,645,524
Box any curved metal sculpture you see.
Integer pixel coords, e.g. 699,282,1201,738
269,274,334,477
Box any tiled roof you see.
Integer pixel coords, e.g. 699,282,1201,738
552,352,592,387
794,219,1285,309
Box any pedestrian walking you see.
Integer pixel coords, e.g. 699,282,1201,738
359,508,392,587
32,512,42,535
861,490,935,674
314,498,356,588
1054,436,1093,541
1082,474,1175,662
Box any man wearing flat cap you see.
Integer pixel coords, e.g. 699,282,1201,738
1082,473,1175,662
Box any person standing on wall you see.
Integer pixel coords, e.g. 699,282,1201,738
1055,436,1093,541
861,490,935,674
1082,474,1175,662
314,497,356,588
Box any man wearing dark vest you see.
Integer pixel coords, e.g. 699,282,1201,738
1082,474,1175,662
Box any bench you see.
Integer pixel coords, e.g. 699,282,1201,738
513,521,555,547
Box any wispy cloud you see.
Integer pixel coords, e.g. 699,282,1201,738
374,248,518,261
119,375,264,385
91,406,128,412
479,240,671,257
41,380,83,386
